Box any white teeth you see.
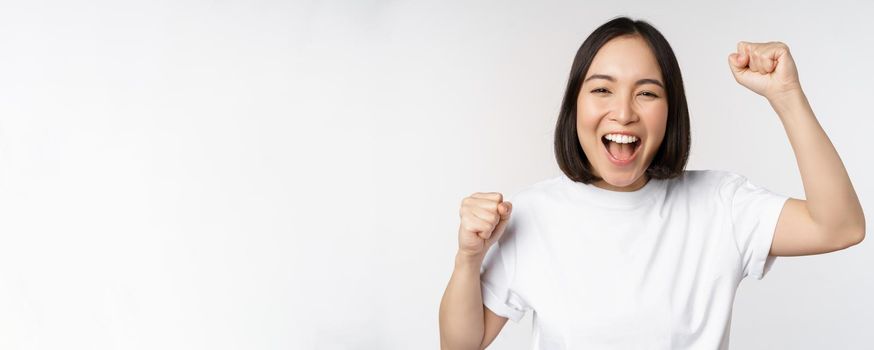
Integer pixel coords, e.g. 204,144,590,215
604,133,639,144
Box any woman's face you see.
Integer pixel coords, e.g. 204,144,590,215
577,35,668,191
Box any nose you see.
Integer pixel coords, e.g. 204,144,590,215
610,93,639,125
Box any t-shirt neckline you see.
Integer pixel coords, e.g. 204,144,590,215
560,172,665,209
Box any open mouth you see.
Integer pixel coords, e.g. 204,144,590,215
601,133,642,164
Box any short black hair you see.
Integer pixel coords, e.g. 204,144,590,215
554,16,690,184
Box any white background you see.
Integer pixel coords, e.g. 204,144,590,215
1,1,872,349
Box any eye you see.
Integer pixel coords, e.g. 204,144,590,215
591,88,611,94
638,91,659,98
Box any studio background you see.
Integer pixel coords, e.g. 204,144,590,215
0,1,872,349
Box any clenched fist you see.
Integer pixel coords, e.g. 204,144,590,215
728,41,802,101
457,192,513,259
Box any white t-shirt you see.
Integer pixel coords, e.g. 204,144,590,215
480,170,789,350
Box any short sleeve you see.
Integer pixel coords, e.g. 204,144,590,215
479,196,530,322
722,173,790,280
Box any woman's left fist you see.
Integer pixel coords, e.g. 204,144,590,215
728,41,801,100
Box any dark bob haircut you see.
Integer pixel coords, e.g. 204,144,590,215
554,16,690,184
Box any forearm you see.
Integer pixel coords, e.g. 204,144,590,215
439,253,486,350
768,88,865,232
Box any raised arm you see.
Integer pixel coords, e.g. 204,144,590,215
440,193,513,349
728,41,865,256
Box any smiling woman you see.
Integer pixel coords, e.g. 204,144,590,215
554,18,690,192
576,35,669,190
439,15,865,350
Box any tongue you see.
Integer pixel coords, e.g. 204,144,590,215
608,141,635,161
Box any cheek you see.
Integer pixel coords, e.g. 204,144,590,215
578,96,608,118
641,103,668,146
576,98,604,130
638,98,667,115
576,105,601,145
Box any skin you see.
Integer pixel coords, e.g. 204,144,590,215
576,35,668,192
728,41,864,256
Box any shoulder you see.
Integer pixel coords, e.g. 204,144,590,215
662,170,753,204
506,174,569,203
673,169,748,190
678,169,745,185
499,174,570,218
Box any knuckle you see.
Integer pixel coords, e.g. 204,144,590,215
486,201,499,212
482,192,501,202
485,212,498,224
462,196,477,207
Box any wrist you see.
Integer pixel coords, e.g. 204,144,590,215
767,86,806,112
455,251,485,269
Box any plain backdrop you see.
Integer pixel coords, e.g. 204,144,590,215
0,0,872,349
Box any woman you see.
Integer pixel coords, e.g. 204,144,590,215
439,16,865,350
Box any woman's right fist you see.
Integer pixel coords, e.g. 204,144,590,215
457,192,512,259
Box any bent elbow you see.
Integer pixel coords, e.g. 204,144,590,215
841,209,866,248
851,226,865,246
841,223,865,249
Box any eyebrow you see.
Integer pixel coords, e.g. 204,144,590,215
583,74,664,89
